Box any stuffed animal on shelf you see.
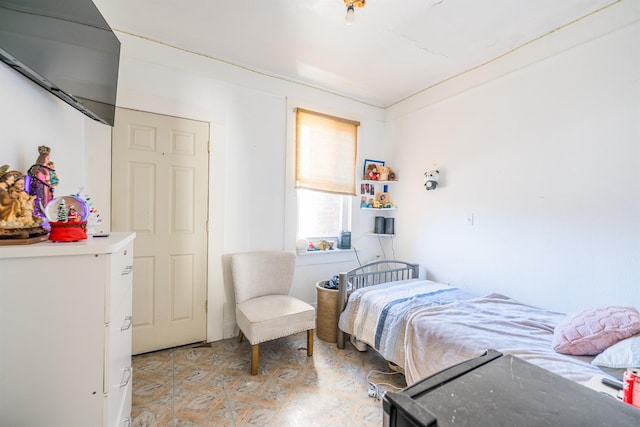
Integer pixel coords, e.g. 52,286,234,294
377,165,390,181
424,170,440,191
388,168,397,181
365,164,379,181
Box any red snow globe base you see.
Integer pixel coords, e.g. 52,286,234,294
48,221,88,242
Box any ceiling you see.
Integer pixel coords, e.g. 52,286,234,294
93,0,615,108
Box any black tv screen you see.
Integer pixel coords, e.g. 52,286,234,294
0,0,120,126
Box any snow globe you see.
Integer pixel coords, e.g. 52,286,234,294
45,196,89,241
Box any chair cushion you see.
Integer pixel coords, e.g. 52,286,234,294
236,294,316,345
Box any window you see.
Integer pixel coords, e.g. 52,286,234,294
295,108,359,240
297,189,350,239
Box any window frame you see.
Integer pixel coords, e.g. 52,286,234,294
284,104,359,260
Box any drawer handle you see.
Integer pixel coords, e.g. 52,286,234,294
120,367,132,387
121,265,133,276
120,315,133,331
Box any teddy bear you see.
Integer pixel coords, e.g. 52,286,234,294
377,165,390,181
388,168,397,181
424,170,440,190
365,164,379,180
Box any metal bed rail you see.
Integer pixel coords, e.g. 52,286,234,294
336,260,419,349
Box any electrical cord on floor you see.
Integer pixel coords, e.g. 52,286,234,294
366,369,404,401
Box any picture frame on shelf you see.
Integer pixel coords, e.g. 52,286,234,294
363,159,385,180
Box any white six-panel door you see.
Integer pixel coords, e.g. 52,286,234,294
112,108,209,354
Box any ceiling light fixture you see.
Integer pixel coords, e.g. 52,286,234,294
344,0,365,25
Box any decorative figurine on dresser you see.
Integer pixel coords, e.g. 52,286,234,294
26,145,59,219
1,148,96,243
0,165,48,243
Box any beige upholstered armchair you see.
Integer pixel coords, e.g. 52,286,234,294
230,251,316,375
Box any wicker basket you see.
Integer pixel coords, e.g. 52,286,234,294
316,280,340,343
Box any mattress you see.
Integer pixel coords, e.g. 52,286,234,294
338,278,475,368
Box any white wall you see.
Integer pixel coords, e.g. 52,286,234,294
388,16,640,313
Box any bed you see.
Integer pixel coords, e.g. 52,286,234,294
336,260,420,350
336,261,476,370
336,260,617,387
403,292,605,385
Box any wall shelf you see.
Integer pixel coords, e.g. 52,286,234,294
361,180,398,184
360,179,398,209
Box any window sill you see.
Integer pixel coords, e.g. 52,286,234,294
296,248,356,266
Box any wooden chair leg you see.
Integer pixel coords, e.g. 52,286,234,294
237,330,244,343
251,344,259,375
307,329,314,357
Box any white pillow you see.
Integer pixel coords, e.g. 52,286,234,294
591,334,640,368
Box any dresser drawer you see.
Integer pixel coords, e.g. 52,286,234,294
104,310,132,426
104,378,132,427
108,365,132,427
105,283,133,388
106,241,134,324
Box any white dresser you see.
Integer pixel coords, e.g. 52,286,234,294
0,232,136,427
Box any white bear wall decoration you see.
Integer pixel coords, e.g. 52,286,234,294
424,170,440,191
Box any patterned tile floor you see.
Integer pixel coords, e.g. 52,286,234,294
132,332,407,426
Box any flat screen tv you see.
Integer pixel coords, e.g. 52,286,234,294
0,0,120,126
